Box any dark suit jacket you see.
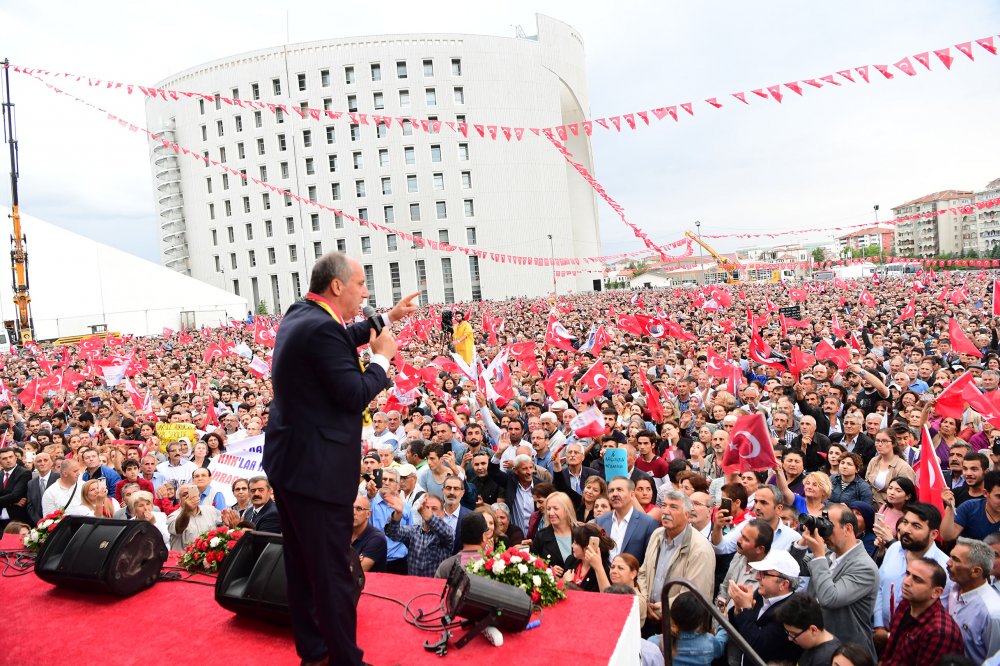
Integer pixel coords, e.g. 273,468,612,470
262,299,386,506
728,592,802,665
830,432,878,469
532,525,570,569
247,499,282,534
594,509,659,566
27,472,59,525
448,505,473,554
0,465,31,524
552,466,599,519
788,433,832,473
487,460,544,533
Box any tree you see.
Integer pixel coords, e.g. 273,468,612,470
628,260,650,278
257,300,269,315
811,247,826,263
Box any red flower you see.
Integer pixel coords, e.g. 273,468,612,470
206,551,217,563
231,531,244,539
531,590,541,603
533,558,546,569
47,523,58,532
484,559,494,571
556,581,564,591
501,551,512,563
226,540,238,550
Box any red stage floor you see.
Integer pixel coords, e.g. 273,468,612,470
0,534,637,665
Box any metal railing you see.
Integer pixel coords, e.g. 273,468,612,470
658,577,766,666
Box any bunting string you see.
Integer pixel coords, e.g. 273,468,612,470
6,32,997,141
23,73,695,267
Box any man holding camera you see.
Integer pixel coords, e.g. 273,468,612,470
791,503,879,659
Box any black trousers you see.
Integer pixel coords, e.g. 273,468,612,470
273,486,363,665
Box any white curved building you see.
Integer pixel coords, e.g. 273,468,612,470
144,15,601,313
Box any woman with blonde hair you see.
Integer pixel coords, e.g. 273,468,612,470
67,479,119,518
530,491,578,578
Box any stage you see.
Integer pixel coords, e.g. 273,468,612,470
1,535,640,665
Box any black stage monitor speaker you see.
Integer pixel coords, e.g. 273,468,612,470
35,516,168,597
443,562,533,636
215,531,365,625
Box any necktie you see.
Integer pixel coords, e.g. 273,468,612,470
41,476,47,494
2,471,8,488
249,509,257,522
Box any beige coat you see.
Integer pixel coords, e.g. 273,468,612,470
864,455,915,508
637,524,716,607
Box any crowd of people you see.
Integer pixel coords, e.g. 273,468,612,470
4,266,1000,665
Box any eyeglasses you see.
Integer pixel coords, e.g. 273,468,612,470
755,571,785,580
352,506,369,512
785,627,808,641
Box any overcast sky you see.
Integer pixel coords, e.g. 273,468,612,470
2,1,998,264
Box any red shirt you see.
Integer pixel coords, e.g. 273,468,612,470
115,477,155,502
635,455,670,479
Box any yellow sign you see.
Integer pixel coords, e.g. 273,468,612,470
155,423,198,451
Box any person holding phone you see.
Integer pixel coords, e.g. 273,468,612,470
563,523,615,592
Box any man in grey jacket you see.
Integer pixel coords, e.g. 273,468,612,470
791,503,879,659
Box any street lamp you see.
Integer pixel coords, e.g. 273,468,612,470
874,204,882,257
695,220,703,284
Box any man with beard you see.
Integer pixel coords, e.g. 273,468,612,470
466,451,499,506
873,503,949,653
955,450,989,507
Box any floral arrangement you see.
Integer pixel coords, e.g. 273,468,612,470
179,527,246,573
23,510,65,553
467,546,566,607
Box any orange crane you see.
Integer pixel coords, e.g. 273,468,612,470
2,59,34,343
684,230,741,284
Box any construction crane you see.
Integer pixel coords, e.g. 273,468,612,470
1,59,34,344
684,230,741,284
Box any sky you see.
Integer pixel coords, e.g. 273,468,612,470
1,1,998,264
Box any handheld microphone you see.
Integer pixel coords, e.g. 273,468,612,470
362,306,385,336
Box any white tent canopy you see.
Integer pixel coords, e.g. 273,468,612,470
0,206,248,340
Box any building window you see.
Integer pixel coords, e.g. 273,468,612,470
323,98,333,111
345,66,355,85
407,175,418,193
363,265,376,307
389,262,401,302
284,193,292,207
458,143,469,160
378,149,389,167
206,177,213,194
336,238,347,252
245,223,254,241
396,61,407,79
224,201,232,217
384,205,395,223
355,180,366,198
415,259,428,305
271,274,281,314
353,152,363,169
234,115,243,132
326,126,336,144
216,120,224,137
214,93,222,111
310,213,320,232
453,87,464,104
461,171,472,189
313,241,323,259
280,162,290,179
370,63,381,81
331,183,341,200
219,147,227,163
302,129,312,147
291,272,302,299
305,157,315,175
222,173,230,190
277,134,287,151
436,201,447,219
328,154,338,172
335,214,344,229
387,234,397,252
297,73,306,91
320,69,330,87
258,166,268,182
275,108,284,124
373,92,384,110
381,177,392,195
230,253,237,270
464,199,475,217
262,193,270,210
248,249,257,267
233,279,240,296
209,203,216,220
347,94,358,113
350,124,361,141
272,78,283,95
250,82,260,100
451,58,462,76
286,217,295,234
469,256,481,301
433,173,444,191
237,142,245,159
214,255,221,272
243,196,251,214
358,208,368,221
307,185,317,201
404,147,416,165
265,219,273,237
401,120,413,136
425,88,437,106
288,245,298,262
466,227,477,245
376,124,387,139
441,258,454,304
409,203,421,221
438,229,449,243
254,111,262,128
361,236,372,254
423,59,434,76
399,89,410,107
430,144,441,162
257,138,265,155
201,125,208,141
267,247,276,264
211,228,218,245
199,99,206,115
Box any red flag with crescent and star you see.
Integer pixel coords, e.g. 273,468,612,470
722,413,777,473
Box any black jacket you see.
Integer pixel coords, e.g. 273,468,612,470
830,432,878,469
728,592,802,665
532,525,570,570
26,471,59,525
262,299,387,505
245,499,281,534
0,464,31,524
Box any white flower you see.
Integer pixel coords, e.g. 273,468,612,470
547,570,555,580
209,537,221,547
471,560,483,571
493,561,506,574
203,559,212,569
510,555,522,564
533,575,542,587
517,563,528,575
40,520,52,529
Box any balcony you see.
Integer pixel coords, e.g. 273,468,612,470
150,122,190,274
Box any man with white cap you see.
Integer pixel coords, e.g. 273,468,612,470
397,463,426,523
539,411,567,452
726,549,804,666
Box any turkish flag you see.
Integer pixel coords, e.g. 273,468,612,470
253,320,276,347
569,405,606,439
831,311,848,339
788,346,816,378
722,413,777,473
748,333,785,370
788,287,807,303
859,289,876,308
205,396,220,428
637,371,663,424
616,314,645,336
948,318,983,358
894,299,916,323
704,348,733,379
184,373,199,394
202,343,226,364
993,280,1000,316
914,425,946,514
711,288,733,308
541,367,575,401
590,325,611,356
815,340,850,369
579,360,610,392
545,314,577,352
506,341,540,377
764,296,779,312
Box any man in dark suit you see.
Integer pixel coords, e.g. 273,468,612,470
27,451,58,526
441,475,472,555
487,446,544,536
0,447,31,530
594,477,659,565
830,413,877,469
551,443,599,518
727,550,803,665
244,476,281,534
263,252,417,666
